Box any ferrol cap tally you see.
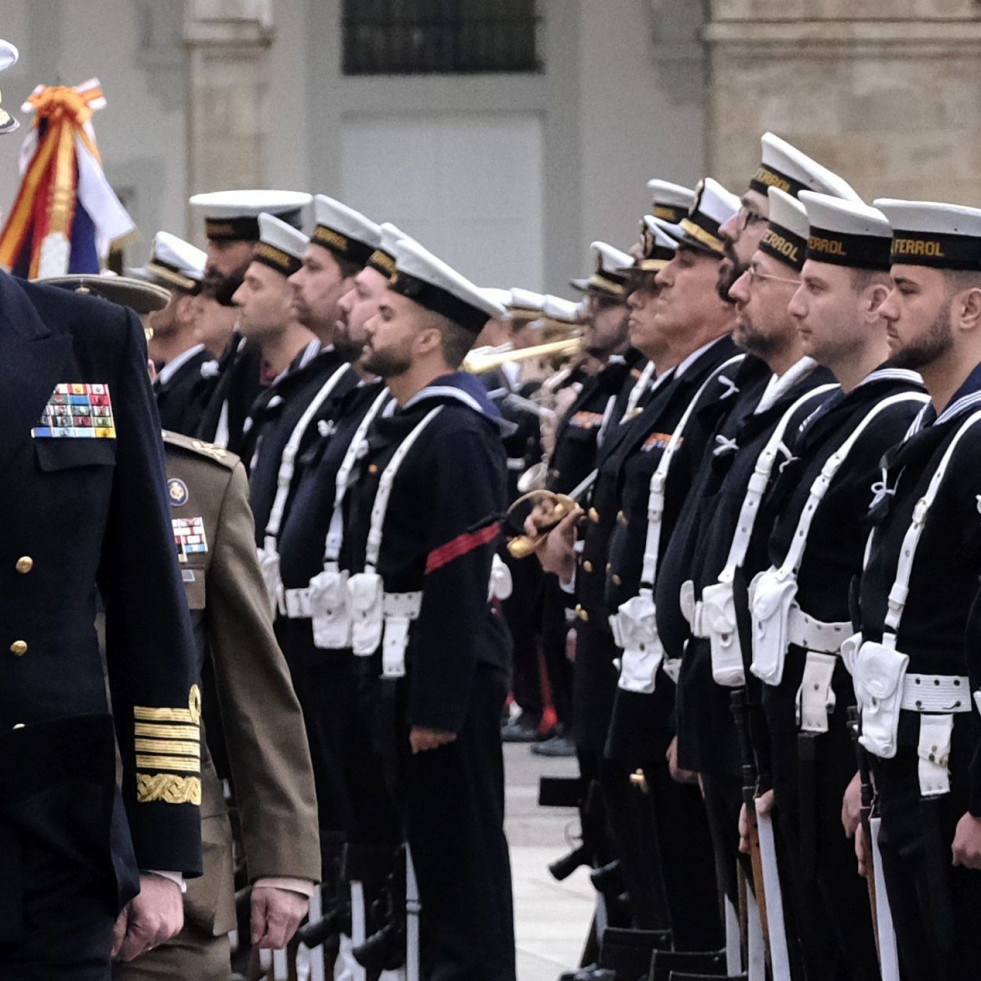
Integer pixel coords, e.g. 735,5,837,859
390,239,507,333
749,133,861,202
647,179,696,225
310,194,381,269
800,191,892,270
132,231,207,294
189,189,311,242
365,221,405,278
254,212,309,278
569,242,634,297
675,178,740,258
631,215,679,272
758,188,809,272
874,199,981,271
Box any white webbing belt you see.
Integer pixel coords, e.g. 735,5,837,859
258,364,353,614
761,392,929,653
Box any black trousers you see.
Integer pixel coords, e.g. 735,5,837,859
404,662,516,981
500,554,545,723
540,579,574,728
0,818,117,980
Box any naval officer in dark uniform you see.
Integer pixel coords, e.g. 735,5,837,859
342,238,515,981
0,130,203,980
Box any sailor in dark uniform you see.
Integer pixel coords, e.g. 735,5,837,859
135,231,213,435
341,239,515,981
0,239,203,977
849,198,981,980
655,186,837,950
192,189,311,452
748,191,926,980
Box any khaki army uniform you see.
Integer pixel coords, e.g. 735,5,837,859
118,432,320,980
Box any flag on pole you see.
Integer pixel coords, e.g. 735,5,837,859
0,78,136,278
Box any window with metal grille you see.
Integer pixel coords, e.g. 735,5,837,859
342,0,542,75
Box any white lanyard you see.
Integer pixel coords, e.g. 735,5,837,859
777,392,928,579
364,406,444,572
719,383,838,580
262,364,353,542
639,355,744,589
322,387,393,566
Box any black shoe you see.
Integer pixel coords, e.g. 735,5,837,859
502,714,540,742
558,968,616,981
532,733,576,756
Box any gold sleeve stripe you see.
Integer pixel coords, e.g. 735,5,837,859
134,706,196,723
137,773,202,805
134,739,200,758
135,755,201,773
134,723,200,741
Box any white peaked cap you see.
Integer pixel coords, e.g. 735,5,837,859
755,133,861,202
253,212,309,277
647,179,696,222
642,215,681,249
874,198,981,270
508,288,546,312
675,178,740,257
134,231,207,292
570,242,632,296
542,295,581,323
391,239,507,332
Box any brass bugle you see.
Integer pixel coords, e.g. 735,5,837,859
464,335,582,375
505,490,578,559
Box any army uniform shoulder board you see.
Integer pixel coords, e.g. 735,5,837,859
161,429,240,470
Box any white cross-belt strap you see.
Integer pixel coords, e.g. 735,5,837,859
881,406,981,640
639,355,745,589
262,363,352,545
776,393,929,580
719,383,838,581
622,360,656,419
322,387,393,567
364,406,444,572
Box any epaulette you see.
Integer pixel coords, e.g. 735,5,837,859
162,429,240,470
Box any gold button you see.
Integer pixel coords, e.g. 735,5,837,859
588,507,600,523
9,640,27,656
15,556,33,574
612,573,622,586
617,510,627,525
583,560,593,573
575,604,589,623
368,463,379,475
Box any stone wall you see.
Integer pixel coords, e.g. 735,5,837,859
704,2,981,203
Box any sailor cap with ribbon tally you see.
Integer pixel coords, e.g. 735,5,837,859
647,179,696,226
758,187,810,272
751,133,861,202
189,189,311,241
570,242,633,297
131,231,207,293
254,212,309,278
800,191,892,270
673,178,741,258
390,239,507,333
365,221,405,278
310,195,381,269
873,199,981,271
0,38,19,134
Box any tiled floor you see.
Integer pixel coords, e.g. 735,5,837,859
503,744,595,981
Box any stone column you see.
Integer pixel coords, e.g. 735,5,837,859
703,1,981,202
183,0,275,234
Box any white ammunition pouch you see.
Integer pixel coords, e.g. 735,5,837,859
701,578,745,687
611,591,663,695
347,571,385,656
308,566,352,649
796,651,838,733
380,591,423,678
917,713,955,797
748,567,798,687
850,639,909,759
488,553,513,602
257,543,284,617
679,579,697,631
